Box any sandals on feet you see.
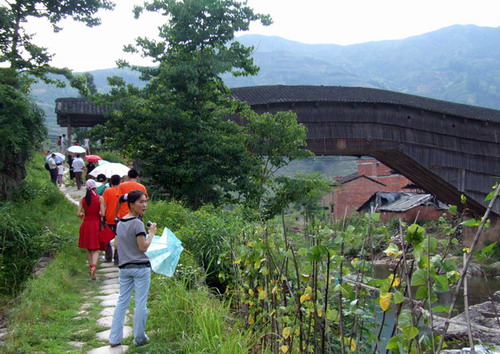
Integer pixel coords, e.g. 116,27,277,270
89,264,97,280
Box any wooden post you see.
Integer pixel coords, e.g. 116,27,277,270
67,118,72,146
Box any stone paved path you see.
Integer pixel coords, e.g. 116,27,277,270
62,181,133,353
83,263,132,354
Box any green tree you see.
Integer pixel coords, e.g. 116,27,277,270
0,0,114,199
97,0,271,207
0,0,114,81
0,71,46,198
241,109,313,209
261,173,331,221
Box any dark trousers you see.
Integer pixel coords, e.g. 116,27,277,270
49,168,57,185
74,171,83,189
105,224,118,263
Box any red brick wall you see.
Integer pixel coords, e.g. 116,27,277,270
357,159,393,177
323,177,385,220
379,206,450,223
377,175,411,192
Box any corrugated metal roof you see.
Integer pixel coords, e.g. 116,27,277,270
378,193,448,212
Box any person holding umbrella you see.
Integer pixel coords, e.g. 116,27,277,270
109,190,156,348
72,154,85,190
67,154,75,180
47,153,58,185
86,161,96,180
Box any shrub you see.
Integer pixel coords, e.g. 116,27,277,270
96,150,127,164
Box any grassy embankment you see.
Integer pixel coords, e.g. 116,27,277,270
0,154,255,353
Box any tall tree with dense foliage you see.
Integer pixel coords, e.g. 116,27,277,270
0,0,114,199
99,0,272,207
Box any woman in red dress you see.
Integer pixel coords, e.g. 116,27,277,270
77,179,105,279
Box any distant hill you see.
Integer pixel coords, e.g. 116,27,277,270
34,24,500,135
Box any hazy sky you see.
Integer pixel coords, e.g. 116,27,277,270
26,0,500,72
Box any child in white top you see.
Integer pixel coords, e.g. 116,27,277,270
57,163,64,186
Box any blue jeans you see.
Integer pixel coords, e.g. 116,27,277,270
109,267,151,345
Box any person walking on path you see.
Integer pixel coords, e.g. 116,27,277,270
67,154,75,180
83,138,90,154
86,162,96,181
96,174,108,195
60,134,68,154
72,154,85,190
109,190,156,348
47,153,57,185
77,179,105,280
56,162,64,187
102,174,121,263
116,169,148,219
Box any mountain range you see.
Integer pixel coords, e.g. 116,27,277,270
33,24,500,136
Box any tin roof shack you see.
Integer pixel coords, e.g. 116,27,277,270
358,192,450,223
321,159,412,220
323,174,386,220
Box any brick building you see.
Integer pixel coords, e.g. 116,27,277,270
323,159,412,220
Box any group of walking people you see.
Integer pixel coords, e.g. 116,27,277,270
76,169,154,347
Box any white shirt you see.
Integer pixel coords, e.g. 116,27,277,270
57,165,64,175
72,158,85,172
83,138,90,148
48,157,57,169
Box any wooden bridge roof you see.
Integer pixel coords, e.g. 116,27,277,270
230,86,500,123
56,85,500,216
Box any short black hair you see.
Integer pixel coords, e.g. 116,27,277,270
110,174,121,186
128,169,139,179
76,154,80,158
96,174,107,182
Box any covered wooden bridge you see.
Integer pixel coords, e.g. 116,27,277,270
56,85,500,217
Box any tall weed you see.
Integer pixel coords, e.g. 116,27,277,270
146,277,255,353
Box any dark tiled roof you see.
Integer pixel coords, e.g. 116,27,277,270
56,86,500,124
338,173,386,186
230,85,500,123
55,98,110,116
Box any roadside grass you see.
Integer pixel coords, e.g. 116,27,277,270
3,244,106,353
2,153,259,352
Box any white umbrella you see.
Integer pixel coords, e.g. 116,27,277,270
46,152,65,163
97,159,110,166
89,162,130,178
68,145,86,154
